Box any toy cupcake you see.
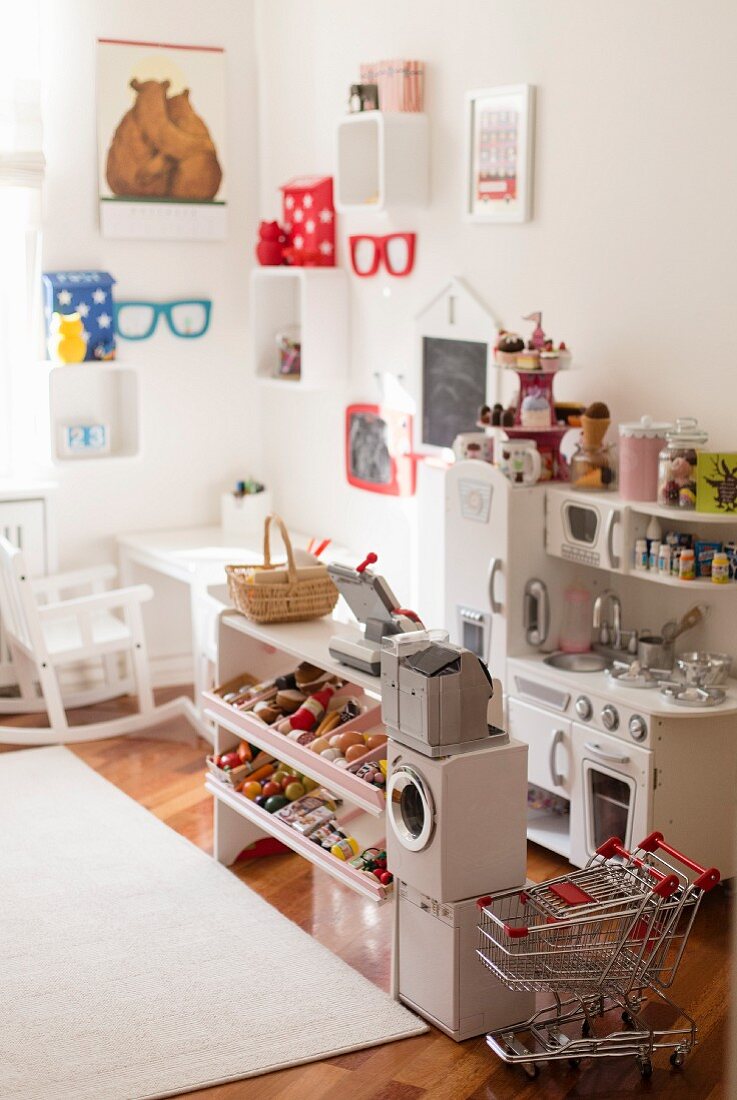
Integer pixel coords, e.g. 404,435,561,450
494,332,525,366
520,391,551,429
517,347,540,370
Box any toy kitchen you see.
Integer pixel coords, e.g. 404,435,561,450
418,384,737,884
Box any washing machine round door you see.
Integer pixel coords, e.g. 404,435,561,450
387,765,435,851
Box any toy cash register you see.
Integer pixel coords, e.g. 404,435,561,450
327,553,424,676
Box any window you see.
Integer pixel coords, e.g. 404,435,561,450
0,3,44,476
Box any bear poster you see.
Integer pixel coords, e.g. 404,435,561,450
97,39,226,240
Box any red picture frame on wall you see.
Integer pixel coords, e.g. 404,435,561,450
345,404,416,496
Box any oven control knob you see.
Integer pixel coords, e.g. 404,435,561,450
629,714,647,742
601,704,619,731
575,696,593,721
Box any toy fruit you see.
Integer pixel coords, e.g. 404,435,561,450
218,751,241,770
254,795,268,807
264,794,289,813
261,781,281,799
379,871,393,886
285,781,306,801
243,781,262,800
302,776,319,792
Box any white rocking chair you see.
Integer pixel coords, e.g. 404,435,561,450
0,537,204,745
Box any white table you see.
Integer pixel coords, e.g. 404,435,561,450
116,525,355,731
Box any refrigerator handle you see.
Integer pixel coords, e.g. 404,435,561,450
488,557,502,614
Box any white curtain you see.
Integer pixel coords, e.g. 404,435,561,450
0,2,44,476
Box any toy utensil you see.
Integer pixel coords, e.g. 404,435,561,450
661,604,708,643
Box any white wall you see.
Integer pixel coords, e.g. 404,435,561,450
38,0,260,568
255,0,737,596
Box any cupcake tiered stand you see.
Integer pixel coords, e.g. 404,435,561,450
492,313,575,481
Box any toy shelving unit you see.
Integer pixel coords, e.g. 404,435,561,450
201,611,391,903
48,362,140,462
250,267,348,389
335,111,429,211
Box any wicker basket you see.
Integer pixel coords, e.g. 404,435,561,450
226,514,339,625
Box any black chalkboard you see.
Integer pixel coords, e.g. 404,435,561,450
421,336,488,448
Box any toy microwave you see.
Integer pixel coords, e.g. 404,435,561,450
545,488,623,571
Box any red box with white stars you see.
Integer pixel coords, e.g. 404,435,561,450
280,176,335,267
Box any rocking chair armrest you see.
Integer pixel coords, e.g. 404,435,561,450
31,564,118,596
37,584,154,619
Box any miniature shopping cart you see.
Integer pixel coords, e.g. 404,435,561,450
476,832,720,1080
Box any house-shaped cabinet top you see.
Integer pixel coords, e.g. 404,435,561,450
414,277,500,450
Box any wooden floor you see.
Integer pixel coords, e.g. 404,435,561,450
1,690,731,1099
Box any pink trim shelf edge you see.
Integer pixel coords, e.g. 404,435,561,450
204,777,390,903
201,690,387,816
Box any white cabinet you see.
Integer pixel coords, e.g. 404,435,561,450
0,483,56,693
507,697,576,859
507,698,573,801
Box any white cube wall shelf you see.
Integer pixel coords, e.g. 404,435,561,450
250,267,349,389
49,364,140,462
335,111,429,212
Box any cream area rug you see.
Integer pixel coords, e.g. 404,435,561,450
0,747,426,1100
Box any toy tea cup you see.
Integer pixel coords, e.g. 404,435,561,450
452,432,493,463
497,439,542,486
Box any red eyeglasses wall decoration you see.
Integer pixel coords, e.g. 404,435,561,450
348,232,416,278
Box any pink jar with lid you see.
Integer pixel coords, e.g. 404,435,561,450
618,415,672,501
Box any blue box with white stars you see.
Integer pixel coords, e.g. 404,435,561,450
42,271,116,361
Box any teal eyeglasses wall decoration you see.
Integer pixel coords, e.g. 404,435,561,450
114,299,212,340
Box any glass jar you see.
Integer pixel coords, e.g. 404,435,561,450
656,418,708,510
570,442,617,491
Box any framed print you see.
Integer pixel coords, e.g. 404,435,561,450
97,38,226,240
464,84,535,223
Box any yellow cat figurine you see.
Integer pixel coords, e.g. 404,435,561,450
48,311,87,364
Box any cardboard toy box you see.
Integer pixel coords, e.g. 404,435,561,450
42,271,116,360
280,177,335,267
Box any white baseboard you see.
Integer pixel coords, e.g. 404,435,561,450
150,654,194,689
0,654,195,700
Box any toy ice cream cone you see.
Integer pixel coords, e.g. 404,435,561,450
581,401,611,449
581,416,610,449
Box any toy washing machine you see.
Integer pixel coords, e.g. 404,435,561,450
386,735,528,903
394,881,535,1041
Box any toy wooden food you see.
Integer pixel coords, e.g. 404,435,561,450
276,686,334,734
581,401,611,449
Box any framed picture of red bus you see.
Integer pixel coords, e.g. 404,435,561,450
464,85,535,223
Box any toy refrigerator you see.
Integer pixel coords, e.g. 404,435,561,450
442,461,566,687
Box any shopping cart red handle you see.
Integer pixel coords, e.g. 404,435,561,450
476,895,531,937
596,836,680,898
637,831,721,892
